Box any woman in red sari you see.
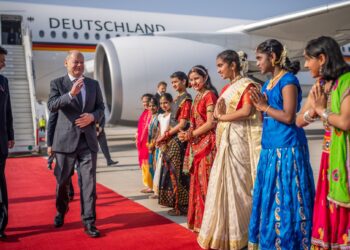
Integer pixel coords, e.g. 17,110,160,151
136,93,153,193
179,65,218,232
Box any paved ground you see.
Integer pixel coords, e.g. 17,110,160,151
96,121,325,228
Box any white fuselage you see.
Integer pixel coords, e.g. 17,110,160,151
0,1,252,104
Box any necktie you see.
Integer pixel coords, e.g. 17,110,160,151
73,79,83,109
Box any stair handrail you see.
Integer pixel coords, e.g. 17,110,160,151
22,26,38,150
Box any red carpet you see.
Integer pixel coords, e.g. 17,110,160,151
1,157,201,250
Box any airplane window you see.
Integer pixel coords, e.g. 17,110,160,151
62,31,67,39
73,32,79,39
95,33,100,40
50,31,56,38
106,34,111,39
39,30,45,38
84,32,89,40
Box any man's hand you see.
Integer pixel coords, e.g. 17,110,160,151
70,77,84,97
75,113,95,128
8,140,15,149
47,146,52,156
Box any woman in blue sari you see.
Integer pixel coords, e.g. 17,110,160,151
248,39,315,249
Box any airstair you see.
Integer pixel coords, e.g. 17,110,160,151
1,28,38,153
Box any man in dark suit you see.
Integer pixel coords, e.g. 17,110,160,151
154,81,167,102
0,46,14,239
154,81,167,114
96,115,118,166
48,50,104,237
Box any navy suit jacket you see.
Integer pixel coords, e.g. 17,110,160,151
0,75,14,156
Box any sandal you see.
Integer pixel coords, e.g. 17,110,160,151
140,188,154,193
167,208,182,216
149,194,159,199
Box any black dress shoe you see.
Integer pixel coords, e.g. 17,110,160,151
84,224,100,238
107,160,119,166
54,213,64,228
0,231,7,239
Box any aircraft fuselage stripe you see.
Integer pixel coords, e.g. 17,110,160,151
32,42,97,52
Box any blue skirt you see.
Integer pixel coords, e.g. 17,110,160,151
248,145,315,250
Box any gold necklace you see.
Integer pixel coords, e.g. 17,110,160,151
230,75,242,85
267,70,286,90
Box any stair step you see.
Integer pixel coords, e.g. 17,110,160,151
9,89,32,94
15,133,34,141
11,107,32,112
9,98,31,104
8,85,29,90
15,128,34,135
13,117,32,123
14,123,34,129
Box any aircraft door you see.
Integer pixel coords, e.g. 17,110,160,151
1,15,22,45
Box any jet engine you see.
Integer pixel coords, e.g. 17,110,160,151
94,36,227,124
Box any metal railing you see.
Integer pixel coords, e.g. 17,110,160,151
22,25,38,151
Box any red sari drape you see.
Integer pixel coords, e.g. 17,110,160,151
187,90,217,232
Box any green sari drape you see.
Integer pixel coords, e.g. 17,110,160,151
328,72,350,207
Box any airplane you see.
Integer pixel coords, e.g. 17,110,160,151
1,1,350,126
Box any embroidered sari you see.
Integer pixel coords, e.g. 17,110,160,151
186,90,217,232
311,72,350,249
147,114,159,179
137,109,152,188
159,93,192,213
198,78,262,249
153,113,171,195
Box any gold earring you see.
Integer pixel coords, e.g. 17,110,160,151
271,60,275,67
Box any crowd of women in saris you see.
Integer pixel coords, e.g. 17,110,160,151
135,36,350,250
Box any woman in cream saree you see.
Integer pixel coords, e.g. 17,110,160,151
198,50,261,250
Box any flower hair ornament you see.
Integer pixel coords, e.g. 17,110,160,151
274,45,288,67
237,51,249,75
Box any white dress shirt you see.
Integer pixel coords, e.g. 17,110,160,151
68,74,86,110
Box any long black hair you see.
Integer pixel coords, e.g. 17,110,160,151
188,65,218,97
170,71,189,88
160,93,173,103
217,49,241,71
141,93,153,101
149,96,159,107
257,39,300,75
305,36,350,81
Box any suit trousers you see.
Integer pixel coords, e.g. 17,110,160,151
0,153,8,233
54,134,97,225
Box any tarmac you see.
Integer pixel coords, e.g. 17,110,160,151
95,121,325,229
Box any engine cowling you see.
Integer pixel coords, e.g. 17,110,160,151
94,36,227,124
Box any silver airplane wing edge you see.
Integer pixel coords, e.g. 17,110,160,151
218,1,350,46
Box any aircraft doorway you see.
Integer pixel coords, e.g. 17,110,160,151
1,15,22,45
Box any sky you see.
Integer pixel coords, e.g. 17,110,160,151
3,0,345,20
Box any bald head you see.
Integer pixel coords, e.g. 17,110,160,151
66,50,84,61
65,50,84,78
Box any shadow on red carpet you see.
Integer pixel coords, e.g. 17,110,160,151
1,157,201,250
